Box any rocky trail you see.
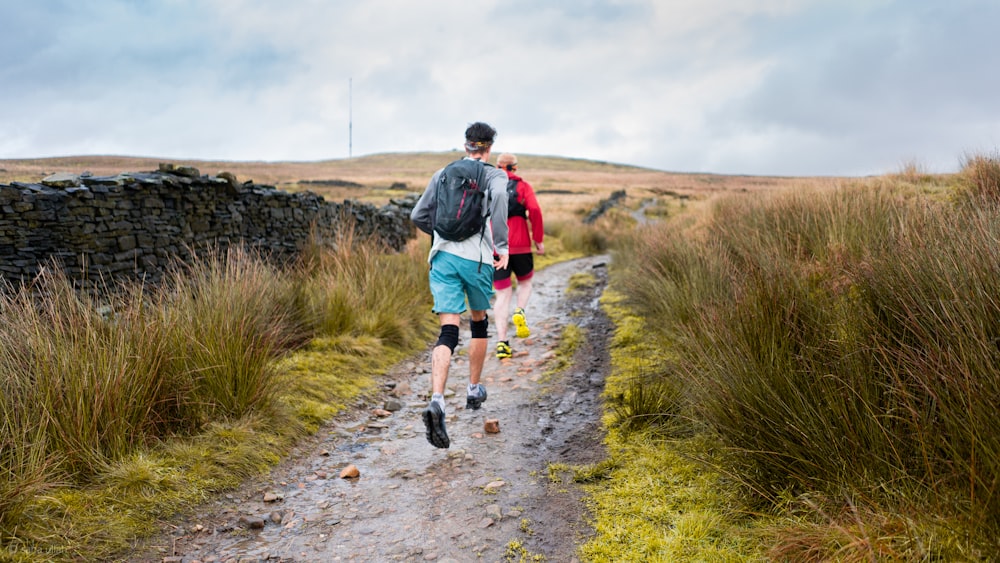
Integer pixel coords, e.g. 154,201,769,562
132,254,613,563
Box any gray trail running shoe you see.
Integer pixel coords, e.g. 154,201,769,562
466,383,488,410
422,401,450,448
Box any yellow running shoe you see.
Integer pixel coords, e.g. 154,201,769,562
496,340,513,359
512,307,530,338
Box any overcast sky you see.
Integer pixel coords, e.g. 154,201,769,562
1,1,997,176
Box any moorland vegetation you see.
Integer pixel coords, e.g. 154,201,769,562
2,152,999,561
585,153,1000,561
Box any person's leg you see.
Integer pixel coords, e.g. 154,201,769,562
465,309,490,409
431,313,461,394
468,310,488,386
493,262,514,358
465,258,495,408
515,277,533,310
424,252,469,449
511,260,535,338
493,285,512,342
424,312,459,449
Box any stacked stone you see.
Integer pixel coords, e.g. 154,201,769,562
0,164,418,291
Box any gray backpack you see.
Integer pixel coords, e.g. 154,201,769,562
433,159,492,241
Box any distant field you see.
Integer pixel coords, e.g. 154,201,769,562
0,152,844,218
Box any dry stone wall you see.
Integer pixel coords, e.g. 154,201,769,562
0,164,418,290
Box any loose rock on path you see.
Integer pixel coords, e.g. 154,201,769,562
133,255,612,563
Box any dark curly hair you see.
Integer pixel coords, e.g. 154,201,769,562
464,122,497,152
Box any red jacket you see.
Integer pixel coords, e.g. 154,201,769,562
504,172,544,255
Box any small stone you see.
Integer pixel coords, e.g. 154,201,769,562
269,511,283,524
263,492,281,503
238,515,265,529
340,464,360,479
384,398,405,411
478,517,495,528
484,480,505,492
372,408,392,418
485,504,503,521
484,419,500,434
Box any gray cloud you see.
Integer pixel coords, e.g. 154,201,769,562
1,0,998,175
707,1,1000,174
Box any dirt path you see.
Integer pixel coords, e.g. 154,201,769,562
133,255,612,563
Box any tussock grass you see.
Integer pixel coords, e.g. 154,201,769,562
158,246,307,423
0,228,434,561
958,151,1000,202
0,267,175,483
608,154,1000,558
536,198,633,270
533,219,611,272
297,226,433,349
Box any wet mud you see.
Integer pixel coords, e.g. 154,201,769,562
133,255,612,563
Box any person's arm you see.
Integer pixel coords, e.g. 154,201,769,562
410,171,441,235
522,182,544,251
488,168,509,256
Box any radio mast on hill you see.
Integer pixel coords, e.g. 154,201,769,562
349,78,353,158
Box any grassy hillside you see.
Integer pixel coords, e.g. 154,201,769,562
0,152,841,213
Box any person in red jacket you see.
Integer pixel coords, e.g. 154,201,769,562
493,153,544,359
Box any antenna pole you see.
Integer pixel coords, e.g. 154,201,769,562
349,78,353,158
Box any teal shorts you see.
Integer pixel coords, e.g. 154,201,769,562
429,252,494,314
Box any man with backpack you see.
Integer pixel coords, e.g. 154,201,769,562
493,153,544,359
410,122,509,449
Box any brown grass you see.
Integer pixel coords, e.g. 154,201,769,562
0,152,844,214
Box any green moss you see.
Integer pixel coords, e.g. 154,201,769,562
576,288,768,562
571,458,617,484
547,462,572,484
519,518,533,534
578,430,765,562
504,539,547,562
566,272,597,294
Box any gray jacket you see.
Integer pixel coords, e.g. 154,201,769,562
410,157,509,264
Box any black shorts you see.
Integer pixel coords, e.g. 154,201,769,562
494,253,534,284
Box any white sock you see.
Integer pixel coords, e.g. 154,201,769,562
468,383,480,396
431,393,446,410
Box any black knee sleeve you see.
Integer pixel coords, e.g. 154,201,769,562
470,316,489,339
435,324,460,352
